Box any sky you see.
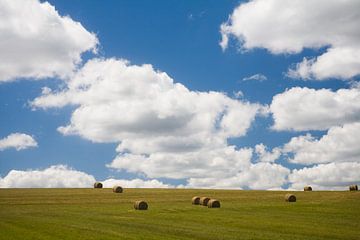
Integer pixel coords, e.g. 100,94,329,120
0,0,360,190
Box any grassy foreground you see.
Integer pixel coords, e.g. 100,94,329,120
0,188,359,240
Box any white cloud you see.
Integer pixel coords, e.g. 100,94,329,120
0,165,173,188
29,58,281,189
0,133,38,151
102,178,173,188
186,162,290,190
0,165,95,188
32,58,266,143
283,122,360,165
107,147,253,180
0,0,98,82
219,23,230,51
2,163,357,190
255,143,281,163
288,48,360,80
221,0,360,80
242,73,267,82
270,87,360,131
289,162,360,190
30,57,265,147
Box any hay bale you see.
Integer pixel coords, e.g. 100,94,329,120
134,200,148,210
304,186,312,191
199,197,210,206
93,182,103,188
349,184,358,191
285,193,296,202
112,185,123,193
207,199,221,208
192,196,200,205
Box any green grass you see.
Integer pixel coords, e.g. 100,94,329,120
0,188,359,240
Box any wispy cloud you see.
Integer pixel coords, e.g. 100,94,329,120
242,73,267,82
188,10,206,21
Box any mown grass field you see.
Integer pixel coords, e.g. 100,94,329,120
0,188,359,240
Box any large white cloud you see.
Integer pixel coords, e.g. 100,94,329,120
0,162,288,189
0,165,95,188
102,178,173,188
0,133,38,151
32,58,266,144
29,58,288,189
289,162,360,190
0,165,173,188
186,162,290,190
220,0,360,80
283,122,360,165
0,0,98,82
270,87,360,131
107,147,253,179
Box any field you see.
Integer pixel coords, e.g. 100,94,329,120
0,188,359,240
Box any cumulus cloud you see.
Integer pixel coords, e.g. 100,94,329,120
0,133,38,151
32,58,266,143
289,162,360,190
28,58,286,189
221,0,360,80
242,74,267,82
0,165,173,188
0,0,98,82
186,162,290,190
0,165,95,188
107,148,253,180
270,87,360,131
283,122,360,165
102,178,173,188
2,0,357,191
254,143,281,163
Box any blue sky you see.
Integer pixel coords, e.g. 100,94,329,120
0,0,359,189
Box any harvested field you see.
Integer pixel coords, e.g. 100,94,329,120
0,188,359,240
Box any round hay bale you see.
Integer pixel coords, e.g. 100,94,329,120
192,196,200,205
199,197,210,206
112,185,123,193
93,182,103,188
304,186,312,191
285,193,296,202
207,199,220,208
349,184,358,191
134,200,148,210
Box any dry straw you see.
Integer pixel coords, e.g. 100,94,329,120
134,200,148,210
113,185,123,193
192,196,200,205
93,182,103,188
199,197,210,206
285,193,296,202
349,184,358,191
207,199,221,208
304,186,312,191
